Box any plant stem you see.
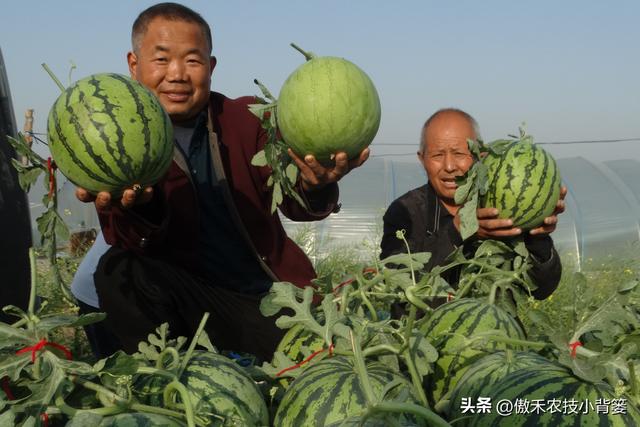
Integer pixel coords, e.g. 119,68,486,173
628,362,638,400
27,248,37,328
350,330,377,405
480,334,548,350
401,305,429,406
41,63,66,92
162,381,196,427
178,312,210,377
365,401,450,427
290,43,315,61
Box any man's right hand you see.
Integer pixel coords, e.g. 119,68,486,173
76,186,154,210
454,207,522,239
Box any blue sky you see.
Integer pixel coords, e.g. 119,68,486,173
1,0,639,161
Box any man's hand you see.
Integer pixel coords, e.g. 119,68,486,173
472,207,523,239
76,185,154,210
529,185,567,236
288,148,370,192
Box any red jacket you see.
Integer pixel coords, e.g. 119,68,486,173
98,92,339,288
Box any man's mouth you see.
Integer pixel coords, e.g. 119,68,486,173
163,92,191,102
442,177,458,189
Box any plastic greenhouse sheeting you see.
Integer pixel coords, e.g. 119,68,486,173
280,156,640,268
27,154,640,269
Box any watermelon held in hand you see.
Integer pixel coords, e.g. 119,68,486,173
47,73,174,197
276,44,381,166
481,139,561,230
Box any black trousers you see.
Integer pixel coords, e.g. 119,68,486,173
94,247,286,363
77,300,122,360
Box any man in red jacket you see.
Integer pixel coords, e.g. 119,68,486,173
76,2,368,361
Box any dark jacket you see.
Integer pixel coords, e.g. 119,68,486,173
98,92,339,288
380,183,561,299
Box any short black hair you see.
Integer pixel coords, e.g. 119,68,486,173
132,2,212,53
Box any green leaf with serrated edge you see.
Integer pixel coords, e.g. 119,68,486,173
454,166,476,205
11,160,43,193
0,409,15,425
458,191,478,240
486,139,515,155
618,279,639,293
474,239,512,258
285,163,298,185
404,333,438,378
36,312,105,333
55,358,94,376
196,330,215,353
379,252,428,269
96,351,140,376
0,354,31,381
251,150,268,167
272,183,283,212
260,351,304,380
54,211,70,241
12,353,65,416
0,322,33,348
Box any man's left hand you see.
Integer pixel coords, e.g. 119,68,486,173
289,148,370,192
529,186,567,235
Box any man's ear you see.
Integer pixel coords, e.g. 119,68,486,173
127,51,138,79
209,56,217,76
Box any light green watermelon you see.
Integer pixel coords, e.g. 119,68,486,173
277,45,381,165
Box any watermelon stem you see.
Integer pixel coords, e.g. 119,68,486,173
41,63,66,92
364,401,450,427
178,312,211,378
290,43,315,61
349,330,377,405
162,380,197,427
628,362,638,401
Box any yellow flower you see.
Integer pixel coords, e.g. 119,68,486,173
624,269,633,274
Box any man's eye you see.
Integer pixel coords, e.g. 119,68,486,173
154,57,168,63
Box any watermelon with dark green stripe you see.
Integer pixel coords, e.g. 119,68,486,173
277,323,325,364
420,298,526,406
47,73,173,196
447,350,560,421
134,351,268,426
481,140,561,230
79,412,185,426
468,365,640,426
274,356,425,426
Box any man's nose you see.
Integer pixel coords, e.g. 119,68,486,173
443,153,456,172
167,60,187,81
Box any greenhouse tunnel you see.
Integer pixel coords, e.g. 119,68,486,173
28,150,640,271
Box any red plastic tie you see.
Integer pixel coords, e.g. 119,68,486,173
276,343,334,377
568,341,582,358
16,338,73,362
47,157,57,199
1,376,15,400
41,413,50,427
447,292,454,302
332,268,379,296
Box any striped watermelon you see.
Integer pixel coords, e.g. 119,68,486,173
447,351,559,421
134,351,268,426
481,140,561,230
277,324,325,363
277,46,381,165
420,298,526,405
468,366,640,426
47,73,174,196
274,356,424,426
66,412,186,426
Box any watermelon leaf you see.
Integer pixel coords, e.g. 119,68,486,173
251,149,268,167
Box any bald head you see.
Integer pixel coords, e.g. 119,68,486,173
419,108,480,155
